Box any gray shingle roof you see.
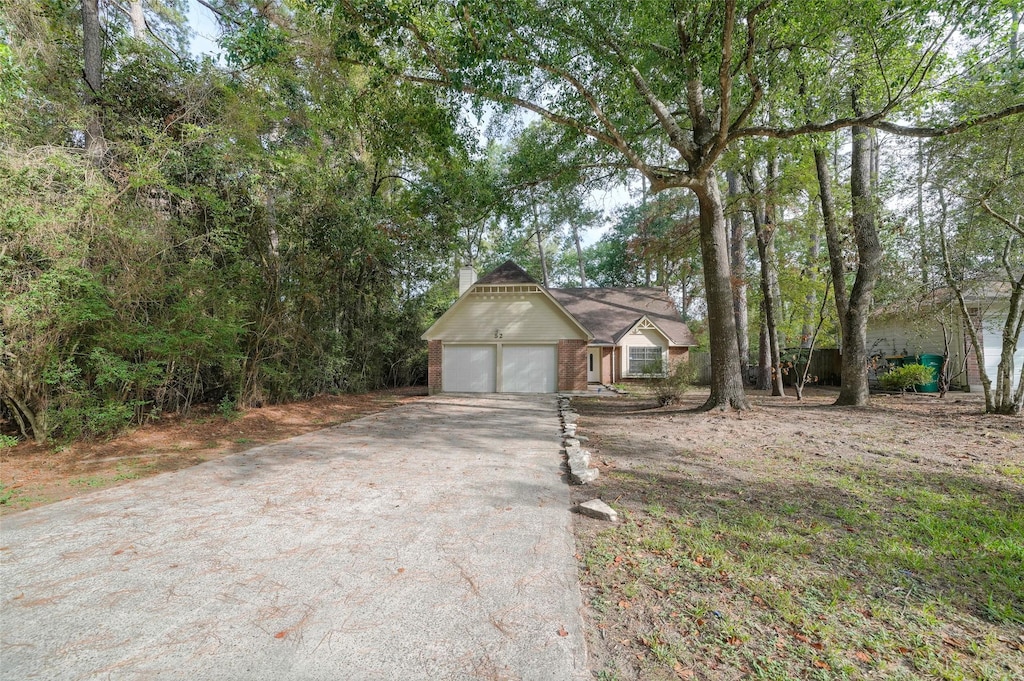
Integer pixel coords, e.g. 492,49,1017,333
548,287,696,346
474,261,539,285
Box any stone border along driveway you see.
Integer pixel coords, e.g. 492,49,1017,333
0,394,589,681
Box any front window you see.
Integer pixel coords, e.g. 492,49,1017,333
628,347,664,376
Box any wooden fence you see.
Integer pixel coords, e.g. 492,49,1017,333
688,348,842,387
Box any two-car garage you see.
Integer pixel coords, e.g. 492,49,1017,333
442,344,557,393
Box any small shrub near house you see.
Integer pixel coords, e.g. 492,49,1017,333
879,363,934,392
644,361,695,406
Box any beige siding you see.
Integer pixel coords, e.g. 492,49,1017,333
620,327,669,376
867,311,974,388
866,319,948,358
425,291,587,342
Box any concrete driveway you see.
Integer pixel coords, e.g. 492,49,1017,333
0,394,588,680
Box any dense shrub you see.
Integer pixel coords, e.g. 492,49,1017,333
879,363,935,392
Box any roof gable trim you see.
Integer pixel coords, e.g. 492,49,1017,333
615,315,674,345
422,280,594,341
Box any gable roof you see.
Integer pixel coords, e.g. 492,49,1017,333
421,260,592,341
548,287,697,346
424,260,695,346
474,260,539,285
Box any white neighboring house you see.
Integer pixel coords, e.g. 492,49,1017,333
422,261,696,394
866,286,1023,392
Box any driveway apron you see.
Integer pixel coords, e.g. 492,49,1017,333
0,394,588,680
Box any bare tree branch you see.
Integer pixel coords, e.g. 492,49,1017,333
982,198,1024,238
732,103,1024,141
194,0,243,28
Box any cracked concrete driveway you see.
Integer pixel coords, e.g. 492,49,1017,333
0,394,588,680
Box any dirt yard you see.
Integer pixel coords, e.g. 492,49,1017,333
0,388,425,514
570,387,1023,681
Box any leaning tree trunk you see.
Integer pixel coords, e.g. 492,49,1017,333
82,0,106,163
937,189,994,410
693,171,750,410
814,146,849,348
726,170,750,370
835,125,883,406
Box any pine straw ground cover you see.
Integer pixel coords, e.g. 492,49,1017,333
569,388,1023,681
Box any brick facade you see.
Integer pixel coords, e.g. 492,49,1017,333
668,346,690,368
558,339,588,392
427,340,443,395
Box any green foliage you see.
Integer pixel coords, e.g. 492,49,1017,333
217,395,239,420
220,18,287,68
879,364,935,392
0,39,25,112
0,434,19,449
0,3,472,442
645,361,695,407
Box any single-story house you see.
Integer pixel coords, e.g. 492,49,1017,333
866,285,1023,392
423,260,696,394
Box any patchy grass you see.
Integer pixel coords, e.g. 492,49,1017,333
572,389,1023,681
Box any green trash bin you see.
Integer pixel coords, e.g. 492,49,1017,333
915,354,944,393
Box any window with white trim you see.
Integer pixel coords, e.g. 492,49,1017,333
628,347,665,376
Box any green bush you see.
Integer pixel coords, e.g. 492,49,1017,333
879,363,935,392
646,361,695,406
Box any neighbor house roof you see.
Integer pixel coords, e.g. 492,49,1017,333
548,287,697,346
872,282,1014,320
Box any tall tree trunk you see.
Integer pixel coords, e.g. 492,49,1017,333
726,170,749,369
572,224,586,286
756,308,770,390
870,129,880,193
1011,9,1020,62
746,166,785,396
995,236,1024,414
814,146,849,349
129,0,146,39
82,0,106,163
835,125,883,406
916,139,929,285
802,229,820,348
693,171,750,410
937,192,993,411
531,198,549,287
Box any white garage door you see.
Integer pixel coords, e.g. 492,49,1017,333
443,345,496,392
502,345,557,393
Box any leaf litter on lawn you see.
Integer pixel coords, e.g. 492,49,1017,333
571,387,1023,681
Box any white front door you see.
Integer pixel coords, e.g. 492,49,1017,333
587,348,601,383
